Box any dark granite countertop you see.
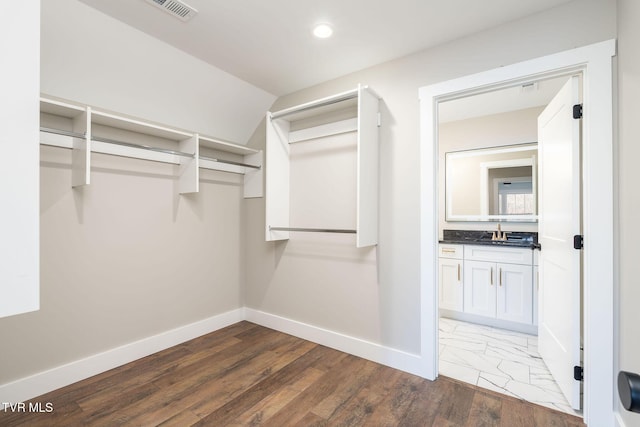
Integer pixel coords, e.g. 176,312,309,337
439,229,539,249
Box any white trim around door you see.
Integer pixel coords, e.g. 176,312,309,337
418,39,616,426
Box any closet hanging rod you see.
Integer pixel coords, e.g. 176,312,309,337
41,128,194,158
269,226,357,234
91,135,195,158
199,155,260,170
270,89,359,120
41,127,261,171
40,127,85,139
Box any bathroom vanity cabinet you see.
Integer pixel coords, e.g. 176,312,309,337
439,243,536,334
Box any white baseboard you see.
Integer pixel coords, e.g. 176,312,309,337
244,308,424,377
1,307,426,404
0,308,244,404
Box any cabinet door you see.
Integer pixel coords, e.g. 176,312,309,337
464,260,496,317
439,258,463,311
496,263,533,324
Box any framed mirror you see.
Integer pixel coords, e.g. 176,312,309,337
445,143,537,222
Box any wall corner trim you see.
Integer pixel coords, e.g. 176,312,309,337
0,308,244,403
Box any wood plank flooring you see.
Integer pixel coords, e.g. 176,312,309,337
0,322,585,426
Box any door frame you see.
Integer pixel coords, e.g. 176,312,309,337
418,39,616,426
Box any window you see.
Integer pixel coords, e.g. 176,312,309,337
497,180,534,215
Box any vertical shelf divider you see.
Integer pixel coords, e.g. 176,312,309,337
179,134,199,194
265,114,291,241
72,106,91,187
356,85,380,248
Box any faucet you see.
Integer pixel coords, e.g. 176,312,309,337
492,223,507,241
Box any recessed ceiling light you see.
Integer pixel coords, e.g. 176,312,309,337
313,23,333,39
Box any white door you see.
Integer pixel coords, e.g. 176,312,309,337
537,75,582,410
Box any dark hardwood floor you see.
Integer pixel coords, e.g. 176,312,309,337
0,322,585,426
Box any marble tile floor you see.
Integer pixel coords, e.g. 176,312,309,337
438,317,581,416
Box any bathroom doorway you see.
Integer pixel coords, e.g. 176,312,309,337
435,75,579,415
418,40,616,426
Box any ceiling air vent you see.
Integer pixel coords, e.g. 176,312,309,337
145,0,198,22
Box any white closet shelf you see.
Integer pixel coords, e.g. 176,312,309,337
39,95,263,198
265,84,380,248
91,109,193,141
199,135,259,155
40,97,84,118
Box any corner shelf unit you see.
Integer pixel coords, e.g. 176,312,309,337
265,85,380,248
39,95,263,198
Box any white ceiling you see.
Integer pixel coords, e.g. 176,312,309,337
78,0,573,96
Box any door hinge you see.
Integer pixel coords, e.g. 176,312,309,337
573,104,583,119
574,365,584,381
377,112,381,127
573,235,584,250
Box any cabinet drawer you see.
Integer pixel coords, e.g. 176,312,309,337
439,244,463,259
464,245,532,265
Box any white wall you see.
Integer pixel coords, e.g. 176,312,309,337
244,0,616,357
0,149,244,386
616,0,640,425
0,0,273,386
40,0,275,144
